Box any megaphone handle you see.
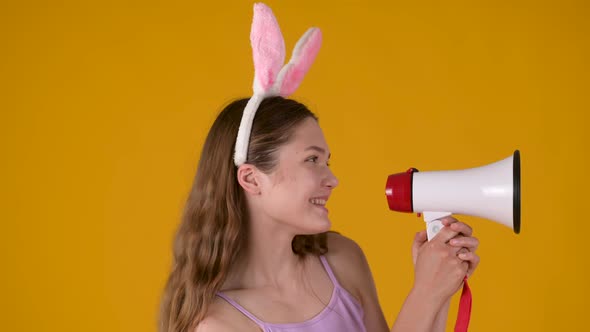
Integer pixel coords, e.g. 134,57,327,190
422,211,453,241
422,211,472,332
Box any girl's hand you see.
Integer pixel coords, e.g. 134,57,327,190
441,218,480,278
410,217,477,303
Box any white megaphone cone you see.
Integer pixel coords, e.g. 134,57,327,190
385,150,521,240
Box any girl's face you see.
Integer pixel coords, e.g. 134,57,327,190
258,117,339,234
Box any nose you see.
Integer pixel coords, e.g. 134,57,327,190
323,167,339,189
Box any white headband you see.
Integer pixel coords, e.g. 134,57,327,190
233,3,322,166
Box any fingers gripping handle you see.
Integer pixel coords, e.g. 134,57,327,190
422,211,452,241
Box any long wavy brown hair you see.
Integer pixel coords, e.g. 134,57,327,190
159,97,329,332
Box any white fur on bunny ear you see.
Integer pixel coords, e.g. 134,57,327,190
275,27,322,96
251,3,286,94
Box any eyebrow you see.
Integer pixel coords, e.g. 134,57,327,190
304,145,331,158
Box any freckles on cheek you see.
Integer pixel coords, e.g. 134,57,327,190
272,168,298,188
287,172,298,184
271,167,292,186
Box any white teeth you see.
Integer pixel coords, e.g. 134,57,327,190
310,198,327,205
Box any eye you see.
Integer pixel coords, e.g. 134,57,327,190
306,155,319,163
306,155,331,167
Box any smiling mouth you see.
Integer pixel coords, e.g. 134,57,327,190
309,198,327,206
309,198,329,214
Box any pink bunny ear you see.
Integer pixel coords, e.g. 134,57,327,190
277,27,322,96
251,3,286,93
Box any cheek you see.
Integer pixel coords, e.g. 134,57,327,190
265,166,321,212
270,165,290,186
271,166,305,192
269,174,312,212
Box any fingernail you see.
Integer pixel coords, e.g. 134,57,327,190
450,239,458,245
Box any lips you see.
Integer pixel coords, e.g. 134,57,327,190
309,196,330,215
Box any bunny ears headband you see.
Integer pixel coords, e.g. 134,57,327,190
233,3,322,166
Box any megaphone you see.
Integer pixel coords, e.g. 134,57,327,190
385,150,521,240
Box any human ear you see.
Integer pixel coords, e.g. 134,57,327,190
236,164,261,195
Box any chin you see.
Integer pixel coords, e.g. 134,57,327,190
299,218,331,235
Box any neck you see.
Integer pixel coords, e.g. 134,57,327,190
231,213,306,290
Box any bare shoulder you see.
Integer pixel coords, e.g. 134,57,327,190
325,232,389,330
194,315,232,332
193,297,259,332
325,232,367,264
324,232,373,303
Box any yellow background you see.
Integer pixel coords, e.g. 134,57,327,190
2,0,588,331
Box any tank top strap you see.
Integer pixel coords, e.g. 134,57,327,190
319,255,342,288
216,292,267,329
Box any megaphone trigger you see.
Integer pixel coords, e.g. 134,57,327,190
423,211,453,240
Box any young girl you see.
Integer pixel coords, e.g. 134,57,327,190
159,4,479,332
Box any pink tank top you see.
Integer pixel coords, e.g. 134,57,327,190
216,255,367,332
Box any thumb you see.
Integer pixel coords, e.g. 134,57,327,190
413,230,428,246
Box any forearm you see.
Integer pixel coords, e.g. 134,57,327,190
391,288,445,332
431,298,451,332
